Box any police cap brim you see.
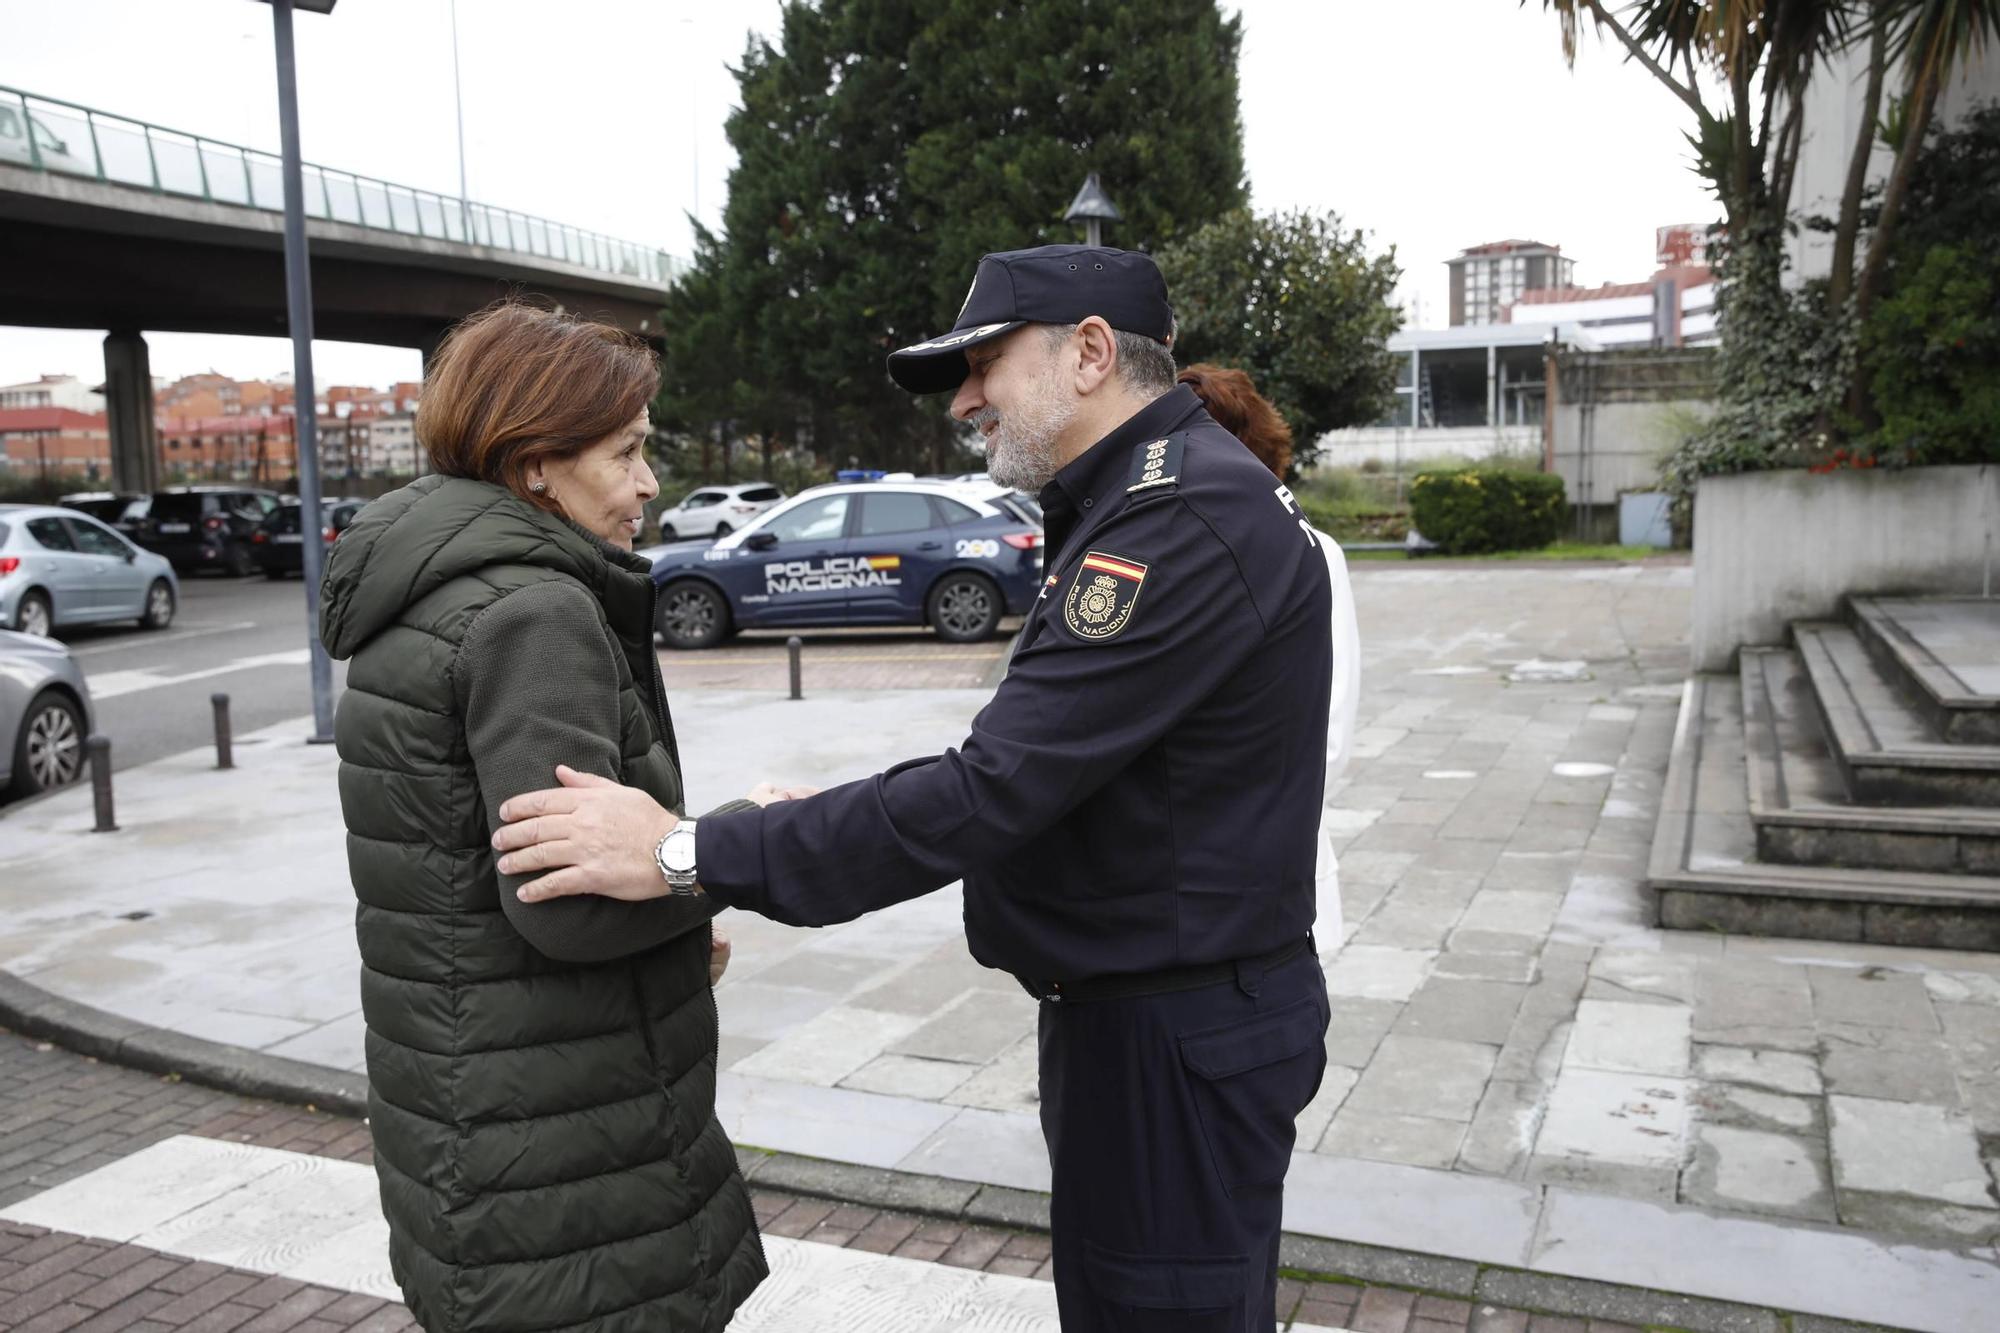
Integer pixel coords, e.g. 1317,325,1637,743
886,321,1027,395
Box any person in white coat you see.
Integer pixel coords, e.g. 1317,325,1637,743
1178,365,1361,955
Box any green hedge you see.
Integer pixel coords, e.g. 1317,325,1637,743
1407,467,1566,555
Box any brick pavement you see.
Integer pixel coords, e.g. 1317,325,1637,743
0,1029,1634,1333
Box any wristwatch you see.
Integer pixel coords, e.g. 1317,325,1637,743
653,820,700,896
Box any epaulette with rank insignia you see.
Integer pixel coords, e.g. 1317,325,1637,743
1126,433,1184,493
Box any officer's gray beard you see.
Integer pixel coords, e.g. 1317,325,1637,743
973,365,1076,492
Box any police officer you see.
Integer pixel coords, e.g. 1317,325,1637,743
494,244,1335,1332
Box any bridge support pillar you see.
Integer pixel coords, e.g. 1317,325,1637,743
103,331,160,494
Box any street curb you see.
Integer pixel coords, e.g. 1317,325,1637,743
731,1146,1840,1333
0,971,368,1118
0,970,1896,1333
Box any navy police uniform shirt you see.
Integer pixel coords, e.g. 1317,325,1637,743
698,385,1333,982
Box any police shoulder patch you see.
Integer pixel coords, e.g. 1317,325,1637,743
1126,434,1185,493
1062,549,1150,641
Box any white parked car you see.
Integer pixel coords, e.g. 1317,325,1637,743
655,483,786,541
0,505,179,637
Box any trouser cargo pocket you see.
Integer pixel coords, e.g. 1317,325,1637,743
1081,1240,1248,1332
1178,995,1327,1192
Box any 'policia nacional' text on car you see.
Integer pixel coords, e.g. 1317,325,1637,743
643,480,1044,649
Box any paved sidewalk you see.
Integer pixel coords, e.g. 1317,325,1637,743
4,562,2000,1331
7,1031,1541,1333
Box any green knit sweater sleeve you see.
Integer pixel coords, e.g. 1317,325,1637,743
456,578,717,964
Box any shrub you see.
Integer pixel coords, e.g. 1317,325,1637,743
1408,467,1566,555
1861,242,2000,467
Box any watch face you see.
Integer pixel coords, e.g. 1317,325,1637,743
663,831,697,874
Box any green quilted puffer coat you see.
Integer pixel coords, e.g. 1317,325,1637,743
319,476,765,1332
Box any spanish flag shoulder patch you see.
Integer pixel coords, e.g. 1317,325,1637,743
1063,549,1150,641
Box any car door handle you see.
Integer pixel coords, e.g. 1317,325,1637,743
917,541,942,550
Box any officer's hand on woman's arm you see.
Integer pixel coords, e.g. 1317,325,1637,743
493,766,819,903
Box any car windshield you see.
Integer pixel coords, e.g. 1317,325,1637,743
64,498,128,522
267,505,304,534
150,494,211,522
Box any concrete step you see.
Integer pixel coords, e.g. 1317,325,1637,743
1649,674,2000,951
1792,622,2000,805
1848,596,2000,744
1741,648,2000,874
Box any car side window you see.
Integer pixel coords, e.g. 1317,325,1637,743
25,517,76,552
858,492,937,537
740,486,782,503
685,491,725,509
67,520,128,557
762,495,851,543
935,498,984,526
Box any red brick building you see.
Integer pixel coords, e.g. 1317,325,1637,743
155,413,299,483
0,407,113,481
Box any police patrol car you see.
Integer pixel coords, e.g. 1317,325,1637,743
644,480,1044,649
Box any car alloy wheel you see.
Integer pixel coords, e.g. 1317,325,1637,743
930,574,1000,643
660,525,678,542
17,593,52,638
143,580,175,630
658,583,728,650
24,697,82,791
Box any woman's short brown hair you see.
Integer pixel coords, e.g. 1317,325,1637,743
1177,363,1293,480
418,301,660,510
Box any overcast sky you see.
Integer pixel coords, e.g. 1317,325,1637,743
0,0,1717,391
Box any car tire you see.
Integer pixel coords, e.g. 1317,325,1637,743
15,590,53,638
656,580,731,650
226,543,256,578
140,579,176,630
714,522,733,538
264,566,289,581
928,572,1003,643
10,690,84,798
659,524,678,542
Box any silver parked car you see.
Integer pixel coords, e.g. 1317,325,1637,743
655,482,786,541
0,628,93,797
0,504,179,637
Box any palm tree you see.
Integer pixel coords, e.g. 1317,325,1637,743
1525,0,1999,422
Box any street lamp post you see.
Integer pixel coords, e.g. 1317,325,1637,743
1064,173,1122,248
254,0,338,744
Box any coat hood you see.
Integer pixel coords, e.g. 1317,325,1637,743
319,475,651,660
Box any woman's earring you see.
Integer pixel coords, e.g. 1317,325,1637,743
530,481,548,494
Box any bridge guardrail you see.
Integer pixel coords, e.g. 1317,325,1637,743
0,85,682,289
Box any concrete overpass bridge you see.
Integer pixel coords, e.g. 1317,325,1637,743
0,85,683,489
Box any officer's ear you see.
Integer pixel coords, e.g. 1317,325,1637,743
1070,317,1119,397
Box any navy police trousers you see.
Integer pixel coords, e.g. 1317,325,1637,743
1037,946,1331,1331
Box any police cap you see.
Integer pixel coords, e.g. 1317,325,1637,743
887,245,1175,396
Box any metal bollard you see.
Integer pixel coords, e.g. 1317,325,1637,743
211,692,234,770
787,635,803,701
87,735,116,833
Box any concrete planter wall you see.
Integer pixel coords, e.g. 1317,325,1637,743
1691,464,1998,671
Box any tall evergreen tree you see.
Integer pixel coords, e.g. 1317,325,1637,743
661,0,1248,472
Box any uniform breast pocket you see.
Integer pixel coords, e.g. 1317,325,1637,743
1178,997,1327,1193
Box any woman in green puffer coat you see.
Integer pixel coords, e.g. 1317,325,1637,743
319,302,767,1331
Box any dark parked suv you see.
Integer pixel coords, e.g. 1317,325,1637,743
252,498,364,578
136,487,282,576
